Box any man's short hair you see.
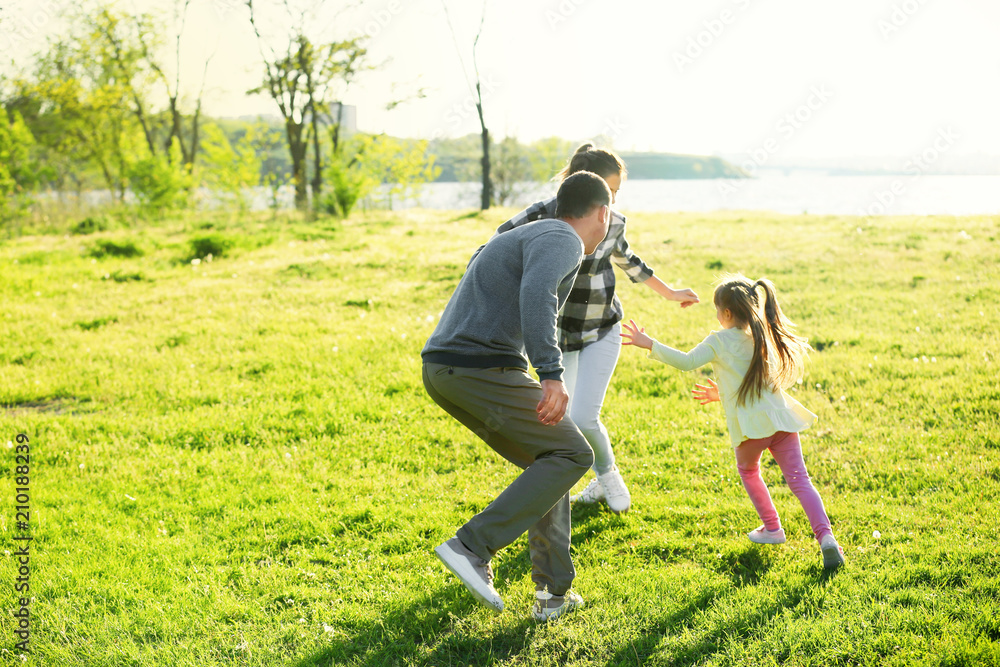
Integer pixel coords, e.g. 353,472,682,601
554,171,611,219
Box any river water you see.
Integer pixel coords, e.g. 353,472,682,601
396,173,1000,217
41,173,1000,218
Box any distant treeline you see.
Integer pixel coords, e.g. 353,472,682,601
616,152,748,180
427,134,747,183
1,1,748,224
204,122,747,184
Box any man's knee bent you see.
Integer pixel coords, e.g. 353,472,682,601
563,434,594,470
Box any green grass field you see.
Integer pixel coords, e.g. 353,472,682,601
1,208,999,666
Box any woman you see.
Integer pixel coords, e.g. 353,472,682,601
495,143,699,514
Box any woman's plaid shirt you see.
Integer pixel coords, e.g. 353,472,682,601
496,197,655,352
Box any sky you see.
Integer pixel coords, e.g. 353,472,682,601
3,0,1000,160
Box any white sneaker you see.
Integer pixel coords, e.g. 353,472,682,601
532,590,584,622
820,534,845,569
570,477,605,504
747,525,786,544
597,466,631,514
434,537,504,611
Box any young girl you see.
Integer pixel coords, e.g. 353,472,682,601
621,274,845,568
492,143,700,515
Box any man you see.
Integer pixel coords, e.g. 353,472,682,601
421,171,612,622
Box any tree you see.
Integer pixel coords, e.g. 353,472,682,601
441,0,492,210
246,0,369,211
199,122,270,213
111,1,213,167
525,136,576,184
0,109,40,223
361,135,440,210
449,134,573,206
319,134,440,217
8,3,206,203
88,6,160,157
128,139,192,216
12,34,144,201
309,40,369,200
490,136,528,206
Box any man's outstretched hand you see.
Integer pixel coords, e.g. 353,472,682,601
537,379,569,425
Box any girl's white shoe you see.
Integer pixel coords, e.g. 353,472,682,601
820,534,845,569
747,525,787,544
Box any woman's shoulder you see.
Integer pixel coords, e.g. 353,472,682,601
526,196,558,220
500,197,557,232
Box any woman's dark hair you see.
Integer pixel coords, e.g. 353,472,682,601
556,142,627,181
554,171,611,219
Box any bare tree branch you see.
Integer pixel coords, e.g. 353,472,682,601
440,0,492,209
440,0,477,100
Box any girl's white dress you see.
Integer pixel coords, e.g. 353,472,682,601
649,328,816,447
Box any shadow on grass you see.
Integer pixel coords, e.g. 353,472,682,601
712,546,773,588
449,210,486,222
491,501,628,588
294,590,535,667
607,560,845,666
298,504,622,666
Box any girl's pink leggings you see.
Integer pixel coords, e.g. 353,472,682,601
735,431,832,542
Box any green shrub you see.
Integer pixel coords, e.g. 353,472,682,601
88,239,144,259
187,234,234,260
320,160,367,218
72,216,111,235
128,144,192,215
102,270,147,283
75,316,118,331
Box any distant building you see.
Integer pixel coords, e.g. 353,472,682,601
331,103,357,136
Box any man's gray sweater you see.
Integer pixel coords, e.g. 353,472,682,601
421,219,584,382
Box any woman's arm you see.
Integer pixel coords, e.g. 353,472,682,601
609,213,656,283
642,275,700,308
609,215,698,306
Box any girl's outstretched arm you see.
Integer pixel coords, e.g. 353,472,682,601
621,319,654,349
692,378,720,405
624,319,718,371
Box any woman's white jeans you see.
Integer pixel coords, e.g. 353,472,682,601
561,323,621,475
